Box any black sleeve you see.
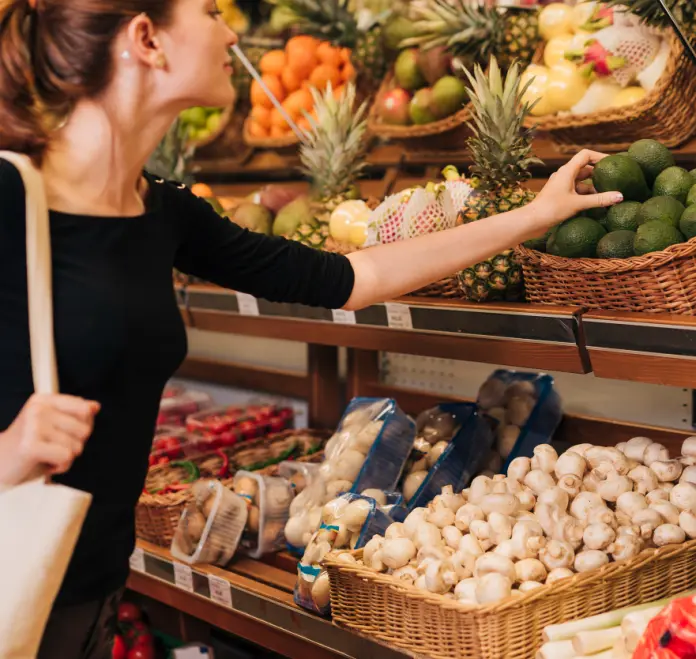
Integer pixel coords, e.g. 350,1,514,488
169,182,356,309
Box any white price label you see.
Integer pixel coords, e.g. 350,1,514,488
129,548,145,573
332,309,357,325
236,292,260,316
173,562,194,592
208,575,233,607
385,303,413,330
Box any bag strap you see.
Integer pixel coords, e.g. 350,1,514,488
0,152,58,395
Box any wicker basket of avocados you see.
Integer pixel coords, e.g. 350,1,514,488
515,140,696,314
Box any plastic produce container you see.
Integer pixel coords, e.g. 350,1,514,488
185,404,294,448
170,479,248,566
477,369,563,473
158,389,212,427
233,470,295,559
293,493,394,616
398,403,495,515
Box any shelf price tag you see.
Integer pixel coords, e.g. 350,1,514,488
208,575,233,608
332,309,357,325
129,547,145,573
173,562,194,593
385,303,413,330
236,292,260,316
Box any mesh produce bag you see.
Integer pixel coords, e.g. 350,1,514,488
365,180,472,246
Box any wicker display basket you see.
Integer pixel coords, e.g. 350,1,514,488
188,98,236,150
515,237,696,314
326,541,696,659
529,34,696,153
136,429,330,547
367,73,473,152
243,118,301,150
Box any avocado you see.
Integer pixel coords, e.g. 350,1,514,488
628,139,675,185
606,201,641,232
554,217,607,258
524,227,556,252
686,183,696,207
585,206,609,228
546,227,561,256
634,220,685,256
592,155,650,203
636,196,685,228
653,166,694,205
680,206,696,240
596,230,636,259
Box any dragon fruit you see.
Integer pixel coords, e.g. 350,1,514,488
566,39,627,77
582,5,615,31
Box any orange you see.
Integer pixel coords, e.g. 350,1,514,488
251,75,285,109
191,183,214,198
287,48,318,81
309,64,341,90
340,47,352,64
281,67,303,93
270,107,290,129
270,125,289,137
260,49,287,75
316,42,342,67
282,88,314,117
341,61,357,82
250,105,271,129
286,35,319,59
247,120,268,138
333,84,346,100
297,116,312,133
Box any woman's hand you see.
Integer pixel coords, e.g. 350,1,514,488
0,394,100,486
529,149,624,230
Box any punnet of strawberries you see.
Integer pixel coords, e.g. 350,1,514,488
112,602,155,659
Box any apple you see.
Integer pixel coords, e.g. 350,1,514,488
378,88,411,125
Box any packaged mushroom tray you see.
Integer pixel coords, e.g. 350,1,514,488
477,370,563,472
232,471,294,559
170,479,248,566
399,403,495,514
283,398,415,554
294,492,396,616
324,437,696,659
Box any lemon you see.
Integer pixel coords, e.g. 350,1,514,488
544,35,574,67
546,61,589,112
539,3,574,41
610,87,647,109
330,200,371,243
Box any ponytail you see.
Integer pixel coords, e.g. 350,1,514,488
0,0,48,161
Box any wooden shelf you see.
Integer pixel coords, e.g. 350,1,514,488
128,541,410,659
584,310,696,389
178,285,589,374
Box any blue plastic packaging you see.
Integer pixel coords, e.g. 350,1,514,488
478,369,563,473
393,403,495,517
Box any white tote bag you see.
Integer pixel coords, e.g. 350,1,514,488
0,152,92,659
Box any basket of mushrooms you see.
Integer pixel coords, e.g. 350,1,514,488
324,437,696,659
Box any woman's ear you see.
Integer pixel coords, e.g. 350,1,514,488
125,13,166,70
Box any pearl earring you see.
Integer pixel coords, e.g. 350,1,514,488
120,50,131,60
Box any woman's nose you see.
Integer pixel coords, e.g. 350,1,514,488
225,25,239,48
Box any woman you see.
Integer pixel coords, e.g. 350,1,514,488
0,0,623,656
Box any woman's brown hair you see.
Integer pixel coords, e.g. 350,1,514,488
0,0,174,161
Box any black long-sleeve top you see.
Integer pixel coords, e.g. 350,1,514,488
0,161,355,605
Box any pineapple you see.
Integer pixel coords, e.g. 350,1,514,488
286,82,369,247
607,0,695,33
456,56,542,303
146,117,195,184
268,0,389,92
404,0,540,72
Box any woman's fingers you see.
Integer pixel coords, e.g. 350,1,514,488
576,190,625,210
576,181,597,195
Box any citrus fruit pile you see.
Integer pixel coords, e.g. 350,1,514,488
247,35,357,139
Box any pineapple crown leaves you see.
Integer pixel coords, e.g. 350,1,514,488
298,82,369,200
146,117,195,184
460,56,542,190
401,0,505,58
605,0,693,30
269,0,361,47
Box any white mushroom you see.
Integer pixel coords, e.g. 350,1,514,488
515,488,537,512
524,470,556,496
632,509,664,541
539,540,575,571
583,523,616,551
574,549,609,573
423,559,458,594
454,578,478,603
403,471,428,502
555,451,587,480
587,507,617,529
608,534,643,561
650,501,680,525
567,444,593,458
680,466,696,485
646,488,670,505
643,443,669,467
537,487,570,512
531,445,558,474
545,567,574,584
682,437,696,458
413,522,443,550
474,554,516,583
454,503,485,533
392,565,419,585
557,474,583,499
442,525,463,550
511,520,546,560
515,558,547,584
458,533,485,557
628,465,659,495
493,540,517,560
479,493,519,517
616,492,648,518
508,457,532,483
468,476,493,504
679,510,696,539
651,460,683,483
552,516,585,549
518,580,544,592
439,485,465,513
670,482,696,513
487,512,514,545
597,474,633,503
585,447,630,475
382,538,417,570
426,499,456,529
475,573,513,605
623,437,653,464
385,522,407,539
570,492,607,524
469,520,494,551
653,523,686,547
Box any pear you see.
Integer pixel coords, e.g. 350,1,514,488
232,202,272,235
272,196,313,236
